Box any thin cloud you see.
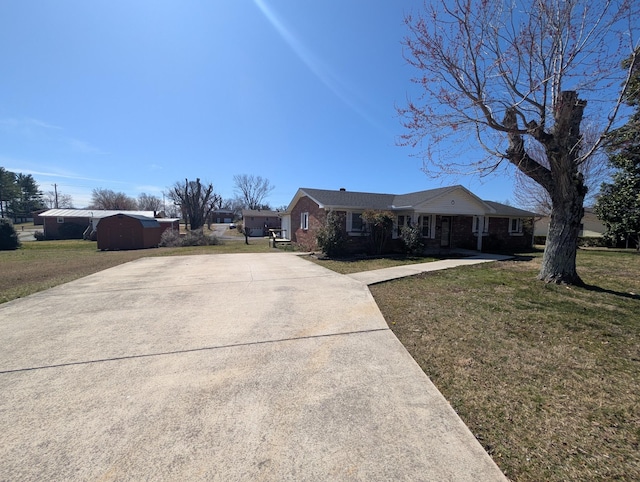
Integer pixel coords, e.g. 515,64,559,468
69,138,106,155
135,184,165,194
3,166,128,185
0,117,62,130
252,0,387,133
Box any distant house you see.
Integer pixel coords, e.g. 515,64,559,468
241,209,282,237
38,209,157,239
157,218,181,234
280,186,536,253
210,209,235,224
31,209,48,226
534,208,605,240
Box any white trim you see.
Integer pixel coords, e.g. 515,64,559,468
418,214,435,238
346,211,365,235
473,216,489,234
394,214,410,239
300,212,309,230
509,217,523,235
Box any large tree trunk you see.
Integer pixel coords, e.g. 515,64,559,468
539,187,585,284
538,92,588,284
505,91,588,284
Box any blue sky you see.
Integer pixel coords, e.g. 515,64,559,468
0,0,517,210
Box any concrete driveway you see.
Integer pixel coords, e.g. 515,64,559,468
0,253,506,481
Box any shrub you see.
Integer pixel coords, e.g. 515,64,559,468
316,211,348,257
182,229,220,246
159,229,221,247
400,224,424,255
578,237,609,248
159,229,183,247
0,218,21,250
34,230,46,241
362,210,394,255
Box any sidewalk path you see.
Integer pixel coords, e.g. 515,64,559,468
347,253,513,285
0,253,507,481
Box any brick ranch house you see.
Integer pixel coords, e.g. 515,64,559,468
280,186,536,253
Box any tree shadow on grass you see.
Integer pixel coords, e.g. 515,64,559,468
582,283,640,301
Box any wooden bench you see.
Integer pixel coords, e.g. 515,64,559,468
269,229,291,248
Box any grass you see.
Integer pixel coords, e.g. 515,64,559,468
0,237,274,304
367,249,640,481
307,255,437,274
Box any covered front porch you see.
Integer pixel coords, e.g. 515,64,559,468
393,212,487,251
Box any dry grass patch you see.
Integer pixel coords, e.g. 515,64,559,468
370,250,640,481
306,255,437,274
0,238,275,303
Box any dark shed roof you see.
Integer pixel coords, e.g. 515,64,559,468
99,214,160,228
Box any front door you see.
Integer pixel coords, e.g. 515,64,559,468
440,216,451,247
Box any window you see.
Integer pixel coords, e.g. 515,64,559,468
57,217,64,224
473,216,489,234
345,212,365,234
350,212,364,232
509,218,523,234
396,215,406,237
420,215,430,237
300,212,309,230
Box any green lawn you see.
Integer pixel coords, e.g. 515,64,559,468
367,249,640,481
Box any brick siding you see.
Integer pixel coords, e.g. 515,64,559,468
290,196,327,251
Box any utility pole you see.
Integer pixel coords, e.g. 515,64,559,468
53,183,59,209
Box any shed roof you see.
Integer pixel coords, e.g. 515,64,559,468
97,213,160,228
39,209,156,219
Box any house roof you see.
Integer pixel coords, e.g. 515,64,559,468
242,209,281,217
288,186,537,217
297,188,396,210
39,209,157,219
483,201,537,217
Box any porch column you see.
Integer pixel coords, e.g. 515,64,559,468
476,216,484,251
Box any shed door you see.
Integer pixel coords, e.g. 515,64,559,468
440,217,451,247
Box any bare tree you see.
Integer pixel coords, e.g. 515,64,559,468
233,174,275,210
167,178,220,230
137,193,163,212
514,124,611,214
44,191,74,209
88,188,138,210
400,0,638,284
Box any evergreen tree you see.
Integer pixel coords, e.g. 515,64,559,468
10,174,44,222
0,168,18,218
595,50,640,250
